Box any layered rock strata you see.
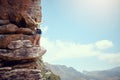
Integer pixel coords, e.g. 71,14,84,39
0,0,61,80
0,40,46,79
0,0,47,80
0,0,41,30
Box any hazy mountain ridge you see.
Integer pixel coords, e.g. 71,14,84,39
45,63,120,80
45,63,86,80
85,67,120,80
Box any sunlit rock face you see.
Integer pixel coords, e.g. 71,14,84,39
0,0,42,30
0,0,61,80
0,0,42,49
0,0,46,80
0,34,35,49
0,40,46,61
0,41,46,79
0,69,42,80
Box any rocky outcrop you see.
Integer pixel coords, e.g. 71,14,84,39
0,0,42,80
0,39,47,80
0,34,34,48
0,0,41,30
0,69,42,80
0,0,60,80
0,40,46,61
16,28,34,35
0,24,18,34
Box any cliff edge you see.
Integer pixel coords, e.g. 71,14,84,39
0,0,60,80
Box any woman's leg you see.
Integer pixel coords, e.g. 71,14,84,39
33,35,37,46
37,35,40,46
33,34,40,46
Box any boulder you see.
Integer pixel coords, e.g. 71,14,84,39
0,24,18,34
0,34,34,48
8,40,33,49
0,69,42,80
0,47,46,61
0,0,41,29
0,19,9,25
16,28,34,35
23,40,33,48
8,40,24,49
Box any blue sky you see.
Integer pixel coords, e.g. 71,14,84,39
41,0,120,71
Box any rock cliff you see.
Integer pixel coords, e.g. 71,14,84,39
0,0,60,80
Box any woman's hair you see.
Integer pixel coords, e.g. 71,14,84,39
36,28,42,35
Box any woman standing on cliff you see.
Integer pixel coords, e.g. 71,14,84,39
33,28,42,47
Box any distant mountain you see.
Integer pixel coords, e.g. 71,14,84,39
85,67,120,80
45,63,86,80
45,63,120,80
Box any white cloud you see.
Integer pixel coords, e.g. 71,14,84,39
98,53,120,65
41,38,120,65
41,38,96,62
95,40,113,50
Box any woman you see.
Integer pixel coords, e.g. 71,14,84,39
33,28,42,47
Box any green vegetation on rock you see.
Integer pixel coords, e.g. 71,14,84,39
38,59,61,80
